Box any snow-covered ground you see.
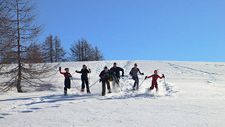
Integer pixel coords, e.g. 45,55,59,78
1,60,225,127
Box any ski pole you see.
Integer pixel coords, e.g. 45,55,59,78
139,79,145,88
71,79,80,91
90,79,99,88
162,74,166,84
112,75,122,92
163,77,166,85
138,74,146,89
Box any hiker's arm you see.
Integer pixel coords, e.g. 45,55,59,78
145,75,152,79
138,69,144,75
159,74,165,79
120,67,124,76
75,70,82,73
59,67,64,74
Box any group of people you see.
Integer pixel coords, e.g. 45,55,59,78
59,62,165,96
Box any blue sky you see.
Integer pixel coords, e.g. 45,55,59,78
36,0,225,62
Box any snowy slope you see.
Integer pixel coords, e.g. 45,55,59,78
1,60,225,127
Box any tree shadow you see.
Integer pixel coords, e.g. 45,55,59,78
1,113,10,116
29,84,57,92
0,93,100,103
20,110,33,113
0,93,101,116
21,93,100,107
0,97,34,102
99,92,158,101
29,107,42,110
0,113,11,119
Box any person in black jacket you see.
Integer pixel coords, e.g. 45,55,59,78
99,66,112,96
75,65,91,93
129,63,144,90
110,62,124,91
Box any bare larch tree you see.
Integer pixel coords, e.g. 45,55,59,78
42,35,66,63
0,0,55,92
54,36,66,62
70,38,104,61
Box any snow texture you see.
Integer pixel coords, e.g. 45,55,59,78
1,60,225,127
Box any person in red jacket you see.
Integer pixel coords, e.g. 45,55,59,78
145,70,165,92
59,67,72,96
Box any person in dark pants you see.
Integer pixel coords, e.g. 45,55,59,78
129,63,144,90
110,62,124,91
99,66,112,96
76,65,91,93
59,67,72,96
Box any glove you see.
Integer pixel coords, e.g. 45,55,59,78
122,74,124,77
145,76,148,80
141,73,144,75
99,79,102,83
75,70,78,73
59,67,61,71
162,74,165,78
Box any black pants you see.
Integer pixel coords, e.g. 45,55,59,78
81,78,90,92
102,80,111,96
112,76,120,88
64,78,71,92
132,76,139,89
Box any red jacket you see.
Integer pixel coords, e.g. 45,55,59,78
60,71,72,79
147,74,163,85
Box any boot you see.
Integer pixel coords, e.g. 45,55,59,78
64,90,67,96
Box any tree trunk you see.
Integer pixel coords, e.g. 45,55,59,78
16,0,22,92
50,41,53,63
